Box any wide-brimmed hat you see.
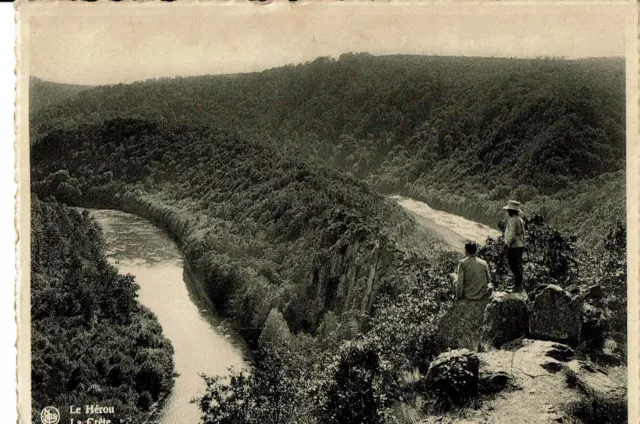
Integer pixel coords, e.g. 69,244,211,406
502,200,523,213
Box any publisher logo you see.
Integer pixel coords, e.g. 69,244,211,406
40,406,60,424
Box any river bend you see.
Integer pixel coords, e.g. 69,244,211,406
90,209,246,424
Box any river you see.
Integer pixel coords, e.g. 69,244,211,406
390,195,501,250
90,209,246,424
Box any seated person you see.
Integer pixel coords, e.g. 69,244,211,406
448,241,493,300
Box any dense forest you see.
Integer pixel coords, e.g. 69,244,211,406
32,118,437,334
31,197,175,423
30,54,627,423
30,54,625,248
29,77,89,114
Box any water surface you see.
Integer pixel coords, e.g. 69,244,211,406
90,209,246,424
392,195,501,250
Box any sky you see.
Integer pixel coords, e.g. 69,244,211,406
23,1,630,86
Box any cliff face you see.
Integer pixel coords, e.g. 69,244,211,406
312,240,392,321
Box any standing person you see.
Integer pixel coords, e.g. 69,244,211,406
502,200,526,293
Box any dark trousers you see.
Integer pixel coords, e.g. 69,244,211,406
507,247,524,289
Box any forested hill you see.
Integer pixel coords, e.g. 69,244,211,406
30,54,625,246
32,118,437,335
29,77,90,113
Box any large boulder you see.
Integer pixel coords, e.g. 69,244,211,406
482,291,528,347
436,298,490,350
564,360,627,422
564,360,626,401
425,349,480,404
528,284,583,345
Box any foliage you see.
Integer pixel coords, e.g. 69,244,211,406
593,221,627,355
31,197,174,423
425,354,479,408
30,54,628,422
29,77,89,115
479,213,579,291
368,254,453,374
195,344,301,424
566,394,627,424
316,340,389,424
31,118,416,339
565,366,627,424
31,55,625,247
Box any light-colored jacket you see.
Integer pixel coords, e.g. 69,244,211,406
504,215,526,247
455,256,492,300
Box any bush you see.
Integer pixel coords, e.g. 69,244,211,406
317,340,388,424
479,213,579,291
137,391,153,411
195,344,299,424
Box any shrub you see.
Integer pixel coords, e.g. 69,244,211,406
479,213,579,291
317,340,388,424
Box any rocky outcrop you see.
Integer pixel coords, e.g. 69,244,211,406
482,292,528,347
504,339,575,379
425,349,480,404
563,360,626,407
527,285,583,345
311,239,396,328
436,298,491,350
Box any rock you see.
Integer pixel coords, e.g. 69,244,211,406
436,298,490,350
482,291,528,347
528,284,583,345
425,349,480,404
544,343,575,362
563,360,626,405
479,371,514,395
510,339,575,378
593,339,623,365
594,351,623,366
541,361,563,373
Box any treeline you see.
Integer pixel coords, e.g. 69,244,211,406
30,54,626,246
31,197,174,423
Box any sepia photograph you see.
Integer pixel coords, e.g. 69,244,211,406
16,2,638,424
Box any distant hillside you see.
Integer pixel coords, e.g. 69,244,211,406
29,77,90,113
30,54,626,247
